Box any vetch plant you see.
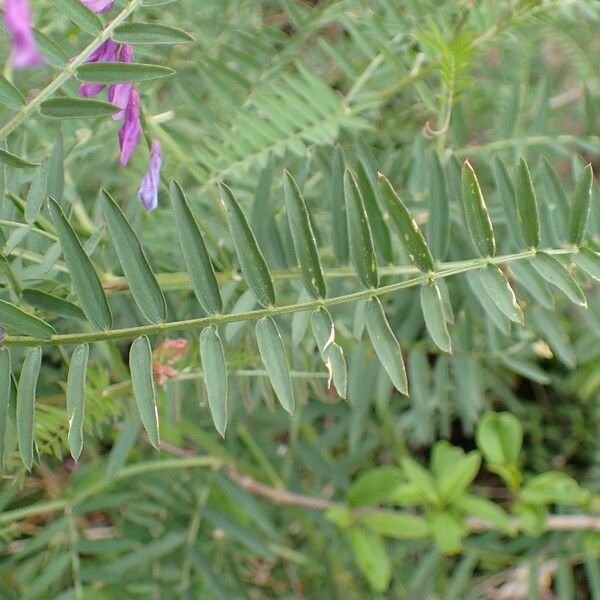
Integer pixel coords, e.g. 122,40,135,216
1,0,600,597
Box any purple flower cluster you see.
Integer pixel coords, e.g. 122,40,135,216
77,3,162,209
78,39,141,166
3,0,163,211
3,0,43,69
139,140,162,212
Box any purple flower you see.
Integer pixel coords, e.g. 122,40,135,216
80,0,115,13
119,89,141,167
108,45,134,119
4,0,43,69
139,141,162,212
79,39,120,98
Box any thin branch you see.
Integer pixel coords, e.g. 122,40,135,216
224,465,336,511
3,247,577,348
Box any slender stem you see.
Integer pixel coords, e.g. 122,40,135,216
4,452,599,536
0,456,222,526
0,0,142,143
4,247,575,348
455,134,600,157
66,506,84,600
103,263,426,293
0,220,57,242
178,487,209,594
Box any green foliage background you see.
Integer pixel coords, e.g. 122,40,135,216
2,0,600,597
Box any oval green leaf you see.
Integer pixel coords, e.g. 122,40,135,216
478,264,524,324
364,297,408,394
48,0,103,35
350,527,391,593
528,305,576,368
283,171,326,299
344,170,379,289
77,62,175,84
568,164,594,245
331,145,348,263
574,247,600,281
220,183,275,308
170,180,222,314
40,98,121,119
494,157,523,249
0,77,25,110
310,308,347,398
23,289,85,321
113,23,194,45
0,148,38,169
359,511,431,540
34,29,70,67
509,260,554,310
420,281,452,353
378,172,434,272
25,162,47,223
530,253,587,307
0,299,55,339
48,197,112,330
66,343,89,461
515,157,540,248
255,317,295,414
461,160,496,257
100,189,166,324
130,336,160,449
17,347,42,470
428,152,450,261
200,326,228,437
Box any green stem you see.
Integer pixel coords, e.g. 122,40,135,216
0,456,221,526
455,134,600,157
0,219,57,242
0,0,142,143
4,248,576,348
